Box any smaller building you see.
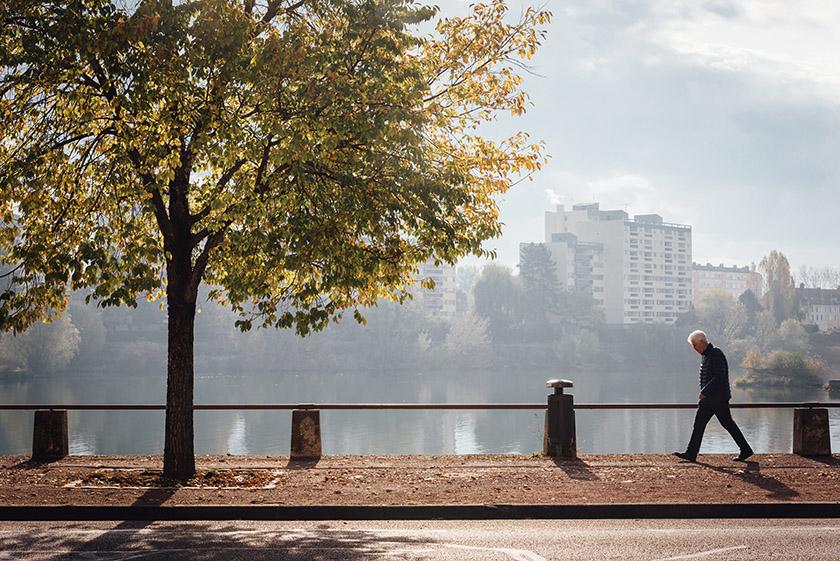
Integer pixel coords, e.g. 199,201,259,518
519,236,606,305
415,260,457,318
797,287,840,332
692,262,763,306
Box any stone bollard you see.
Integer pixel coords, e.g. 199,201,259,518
32,409,68,461
543,379,576,458
793,407,831,456
290,409,322,460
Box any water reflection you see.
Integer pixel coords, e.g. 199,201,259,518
0,368,837,455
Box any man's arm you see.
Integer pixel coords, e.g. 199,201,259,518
700,350,726,398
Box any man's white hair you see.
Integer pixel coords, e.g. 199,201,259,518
687,330,708,345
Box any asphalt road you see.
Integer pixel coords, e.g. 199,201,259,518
0,519,838,560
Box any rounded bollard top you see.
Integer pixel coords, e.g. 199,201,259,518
546,379,573,395
546,379,574,389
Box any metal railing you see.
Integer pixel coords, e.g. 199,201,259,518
1,401,839,410
7,399,837,460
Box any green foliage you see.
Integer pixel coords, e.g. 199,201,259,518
773,318,810,353
518,242,560,336
738,289,762,323
557,288,603,330
741,348,828,379
473,263,522,341
695,289,747,345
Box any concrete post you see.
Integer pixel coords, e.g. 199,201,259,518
793,407,831,456
290,409,321,460
32,409,68,461
543,379,576,458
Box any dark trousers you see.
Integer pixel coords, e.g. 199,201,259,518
686,400,751,457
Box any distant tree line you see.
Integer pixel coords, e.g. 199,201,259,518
1,249,836,377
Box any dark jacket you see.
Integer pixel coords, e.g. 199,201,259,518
699,342,731,402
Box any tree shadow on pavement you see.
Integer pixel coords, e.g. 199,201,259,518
695,460,799,499
552,457,600,481
0,482,440,561
33,485,178,560
15,517,437,560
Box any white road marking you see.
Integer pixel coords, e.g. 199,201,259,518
652,545,749,560
442,543,547,561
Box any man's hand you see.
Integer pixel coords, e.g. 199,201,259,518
699,392,706,400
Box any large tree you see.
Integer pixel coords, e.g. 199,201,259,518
0,0,549,477
473,263,521,342
759,250,796,326
518,242,559,336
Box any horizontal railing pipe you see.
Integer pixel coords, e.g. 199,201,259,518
0,402,839,411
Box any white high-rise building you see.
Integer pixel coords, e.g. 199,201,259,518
544,203,692,324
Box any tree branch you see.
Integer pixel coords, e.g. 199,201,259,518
0,263,24,279
262,0,307,23
190,226,229,292
149,187,175,244
190,158,248,225
253,136,274,194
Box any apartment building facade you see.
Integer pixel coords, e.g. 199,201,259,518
543,203,692,324
692,263,763,306
415,260,457,318
797,287,840,332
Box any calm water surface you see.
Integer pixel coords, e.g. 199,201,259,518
0,367,837,455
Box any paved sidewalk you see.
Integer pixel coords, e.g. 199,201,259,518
1,454,838,507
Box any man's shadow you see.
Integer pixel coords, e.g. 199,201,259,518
694,459,799,499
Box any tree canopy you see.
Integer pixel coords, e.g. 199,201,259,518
518,242,559,335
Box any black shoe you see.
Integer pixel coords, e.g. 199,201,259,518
672,451,696,462
734,449,754,462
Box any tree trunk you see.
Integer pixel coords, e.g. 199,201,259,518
163,270,197,480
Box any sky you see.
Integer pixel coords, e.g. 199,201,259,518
437,0,840,273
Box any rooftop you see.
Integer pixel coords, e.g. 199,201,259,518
693,263,754,273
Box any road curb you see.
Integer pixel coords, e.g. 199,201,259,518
1,503,839,520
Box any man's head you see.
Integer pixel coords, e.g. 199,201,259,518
687,330,708,354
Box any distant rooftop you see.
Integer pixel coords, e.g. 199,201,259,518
693,262,753,273
558,203,690,229
797,286,840,304
634,214,663,224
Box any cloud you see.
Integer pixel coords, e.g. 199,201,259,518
544,188,562,206
588,173,653,194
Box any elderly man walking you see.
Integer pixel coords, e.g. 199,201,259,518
674,330,754,462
